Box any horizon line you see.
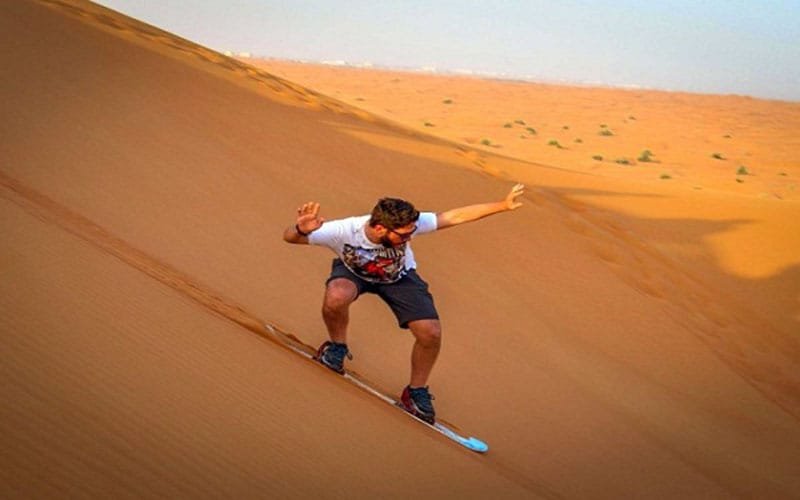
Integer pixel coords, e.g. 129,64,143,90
234,54,799,104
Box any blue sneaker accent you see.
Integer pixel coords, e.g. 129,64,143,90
315,341,351,374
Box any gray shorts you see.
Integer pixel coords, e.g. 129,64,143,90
326,259,439,329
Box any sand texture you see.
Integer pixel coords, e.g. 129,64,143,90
2,1,799,498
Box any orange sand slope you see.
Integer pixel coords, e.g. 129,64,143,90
2,1,799,498
254,59,800,200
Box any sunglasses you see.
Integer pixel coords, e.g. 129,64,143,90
389,225,418,240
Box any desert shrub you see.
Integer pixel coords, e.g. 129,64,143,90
638,150,654,162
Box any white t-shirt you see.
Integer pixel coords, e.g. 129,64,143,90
308,212,438,283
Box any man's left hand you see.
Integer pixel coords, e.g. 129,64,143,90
504,183,525,210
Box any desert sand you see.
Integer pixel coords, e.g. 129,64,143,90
2,1,799,498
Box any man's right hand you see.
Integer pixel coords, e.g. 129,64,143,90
296,201,325,235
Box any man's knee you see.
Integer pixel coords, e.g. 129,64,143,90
410,320,442,348
323,279,358,313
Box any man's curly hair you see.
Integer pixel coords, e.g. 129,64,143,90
369,198,420,230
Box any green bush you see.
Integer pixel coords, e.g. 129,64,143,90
592,155,603,161
599,129,614,136
638,150,654,162
737,165,749,175
548,140,563,148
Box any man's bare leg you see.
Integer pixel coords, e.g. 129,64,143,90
322,278,358,344
407,319,442,387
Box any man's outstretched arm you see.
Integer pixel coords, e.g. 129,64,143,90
436,183,524,230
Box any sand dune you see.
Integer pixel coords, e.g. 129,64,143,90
2,1,799,498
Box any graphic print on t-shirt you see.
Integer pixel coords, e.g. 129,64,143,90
342,243,406,283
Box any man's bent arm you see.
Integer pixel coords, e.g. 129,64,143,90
284,201,324,244
436,183,524,230
283,225,309,244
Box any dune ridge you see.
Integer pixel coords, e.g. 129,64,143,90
0,170,267,337
2,0,800,498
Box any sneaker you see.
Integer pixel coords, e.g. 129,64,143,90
314,341,351,374
400,385,436,424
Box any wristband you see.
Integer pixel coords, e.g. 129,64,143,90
295,224,311,237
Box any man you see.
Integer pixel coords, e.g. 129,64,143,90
283,183,524,423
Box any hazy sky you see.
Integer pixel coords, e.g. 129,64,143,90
94,1,800,101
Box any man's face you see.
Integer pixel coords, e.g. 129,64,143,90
379,222,418,248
